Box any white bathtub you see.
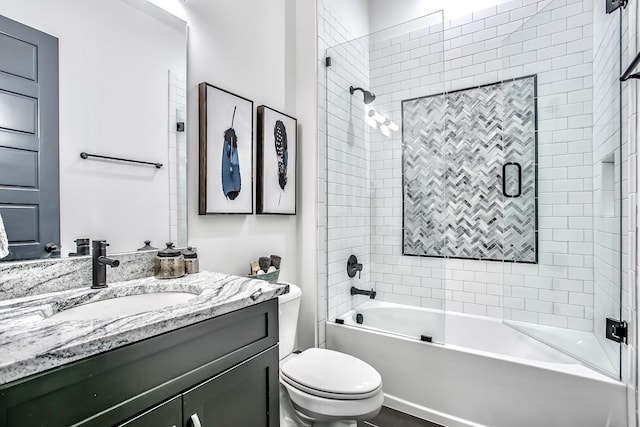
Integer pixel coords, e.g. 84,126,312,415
327,301,626,427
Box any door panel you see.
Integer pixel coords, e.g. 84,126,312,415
0,32,36,80
0,14,59,261
0,90,37,133
0,147,38,187
182,347,279,427
0,131,39,151
0,205,38,242
0,74,38,98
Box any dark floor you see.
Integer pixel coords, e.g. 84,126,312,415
358,406,444,427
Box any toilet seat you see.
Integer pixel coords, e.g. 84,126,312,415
280,348,382,400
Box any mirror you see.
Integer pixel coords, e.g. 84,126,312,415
0,0,188,259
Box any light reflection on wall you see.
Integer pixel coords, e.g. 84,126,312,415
146,0,187,20
365,106,399,138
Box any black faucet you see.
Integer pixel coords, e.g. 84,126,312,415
91,240,120,289
351,286,376,299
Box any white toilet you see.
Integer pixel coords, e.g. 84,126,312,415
278,284,384,427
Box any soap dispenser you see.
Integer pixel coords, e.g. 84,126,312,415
154,242,185,279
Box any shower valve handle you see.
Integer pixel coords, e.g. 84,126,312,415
347,255,363,278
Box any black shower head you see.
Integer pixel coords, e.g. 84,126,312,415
349,86,376,104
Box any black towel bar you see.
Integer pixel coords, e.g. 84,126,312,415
80,152,163,169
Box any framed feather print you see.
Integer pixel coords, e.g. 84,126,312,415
257,105,297,215
198,83,253,214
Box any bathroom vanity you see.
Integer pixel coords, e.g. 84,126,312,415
0,272,285,426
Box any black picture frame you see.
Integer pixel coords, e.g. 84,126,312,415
256,105,297,215
198,83,254,214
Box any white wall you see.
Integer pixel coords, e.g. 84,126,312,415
184,0,298,279
368,0,515,34
184,0,319,349
322,0,370,39
0,0,186,255
295,0,320,351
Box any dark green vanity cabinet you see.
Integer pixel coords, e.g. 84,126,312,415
0,299,280,427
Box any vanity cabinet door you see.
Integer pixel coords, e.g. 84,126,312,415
182,346,279,427
118,396,182,427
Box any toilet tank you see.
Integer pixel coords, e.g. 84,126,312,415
278,283,302,360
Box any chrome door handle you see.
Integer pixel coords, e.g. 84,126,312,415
190,413,202,427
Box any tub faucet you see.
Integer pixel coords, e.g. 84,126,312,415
91,240,120,289
351,286,376,299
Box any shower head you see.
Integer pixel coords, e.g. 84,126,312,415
349,86,376,104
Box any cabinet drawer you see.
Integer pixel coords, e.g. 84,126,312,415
0,299,278,427
118,396,181,427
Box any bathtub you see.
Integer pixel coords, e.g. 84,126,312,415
327,301,626,427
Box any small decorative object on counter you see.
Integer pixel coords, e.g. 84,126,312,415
250,260,260,275
248,269,280,283
270,254,281,269
258,256,271,271
69,238,90,256
183,246,199,274
138,240,158,251
154,242,185,279
248,254,282,283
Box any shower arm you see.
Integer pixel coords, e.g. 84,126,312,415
349,86,376,104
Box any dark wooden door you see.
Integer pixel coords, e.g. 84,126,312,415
182,347,280,427
0,15,59,261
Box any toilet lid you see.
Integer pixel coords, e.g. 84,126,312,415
281,348,382,398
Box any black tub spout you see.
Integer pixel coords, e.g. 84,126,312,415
351,286,376,299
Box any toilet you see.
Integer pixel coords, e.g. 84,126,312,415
278,284,384,427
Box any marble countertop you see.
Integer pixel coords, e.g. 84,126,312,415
0,271,287,385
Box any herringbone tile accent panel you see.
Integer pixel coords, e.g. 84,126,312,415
402,77,537,263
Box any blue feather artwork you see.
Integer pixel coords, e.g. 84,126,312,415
221,106,241,200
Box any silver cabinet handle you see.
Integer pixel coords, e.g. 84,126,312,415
190,413,202,427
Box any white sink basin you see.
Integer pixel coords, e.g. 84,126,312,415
49,292,198,321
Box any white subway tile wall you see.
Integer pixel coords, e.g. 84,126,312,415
366,0,598,331
620,0,636,390
168,70,187,247
317,0,371,346
319,0,628,347
592,2,622,374
325,36,372,322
